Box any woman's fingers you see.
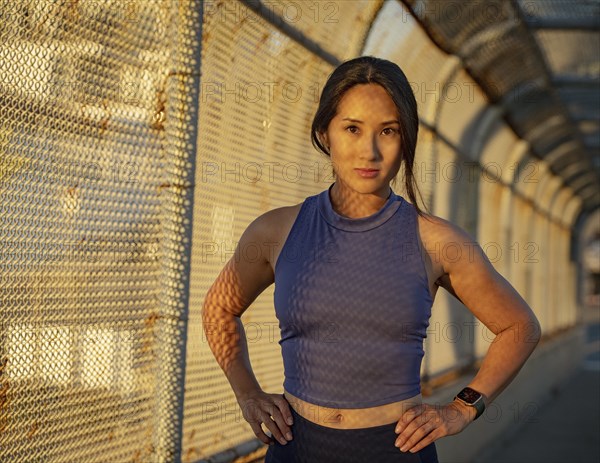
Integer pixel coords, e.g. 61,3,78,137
248,418,274,446
240,392,294,446
395,404,440,450
264,395,294,444
276,394,295,426
404,427,441,453
261,406,293,445
394,402,472,453
395,418,435,451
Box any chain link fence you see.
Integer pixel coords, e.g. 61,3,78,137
0,0,202,461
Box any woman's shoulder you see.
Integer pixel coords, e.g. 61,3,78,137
262,200,304,222
416,210,475,244
253,200,305,242
416,210,486,277
414,211,484,293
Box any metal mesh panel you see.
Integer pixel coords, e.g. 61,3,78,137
519,0,600,20
463,33,544,100
411,0,515,50
255,0,383,61
185,1,377,461
405,0,600,213
0,0,201,461
535,30,600,76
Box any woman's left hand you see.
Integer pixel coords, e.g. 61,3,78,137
394,401,476,453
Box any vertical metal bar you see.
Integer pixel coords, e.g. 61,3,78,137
152,0,203,461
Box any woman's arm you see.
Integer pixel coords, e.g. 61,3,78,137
201,251,272,402
201,210,294,446
394,216,541,452
434,219,542,414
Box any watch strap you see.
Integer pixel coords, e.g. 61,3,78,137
472,395,485,420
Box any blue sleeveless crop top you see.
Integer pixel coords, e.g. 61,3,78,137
273,183,434,409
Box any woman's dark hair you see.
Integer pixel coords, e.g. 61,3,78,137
310,55,429,218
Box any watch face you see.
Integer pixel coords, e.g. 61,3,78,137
457,387,482,404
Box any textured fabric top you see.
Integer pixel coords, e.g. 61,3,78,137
274,183,434,408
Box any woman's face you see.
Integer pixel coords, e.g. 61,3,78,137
321,83,403,196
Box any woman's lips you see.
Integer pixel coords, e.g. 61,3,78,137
355,168,379,178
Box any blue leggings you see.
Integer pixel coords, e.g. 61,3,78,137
264,405,439,463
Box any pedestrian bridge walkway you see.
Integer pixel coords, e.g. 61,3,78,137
0,1,598,462
476,319,600,463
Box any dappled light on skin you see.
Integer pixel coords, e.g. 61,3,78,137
202,257,257,378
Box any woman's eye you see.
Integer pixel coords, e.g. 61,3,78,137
345,126,397,135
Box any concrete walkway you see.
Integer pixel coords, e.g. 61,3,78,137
476,321,600,463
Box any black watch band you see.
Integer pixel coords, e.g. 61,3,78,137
454,387,486,420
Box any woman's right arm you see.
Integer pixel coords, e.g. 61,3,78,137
201,210,294,446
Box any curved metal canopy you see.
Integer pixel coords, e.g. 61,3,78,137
403,0,600,216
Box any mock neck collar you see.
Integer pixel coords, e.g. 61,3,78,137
317,183,404,232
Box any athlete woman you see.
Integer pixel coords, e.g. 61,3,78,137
202,56,541,463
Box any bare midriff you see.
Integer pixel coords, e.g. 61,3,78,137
284,389,423,429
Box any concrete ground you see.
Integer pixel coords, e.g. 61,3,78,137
475,320,600,463
475,367,599,463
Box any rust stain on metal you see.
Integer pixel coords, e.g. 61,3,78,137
66,0,81,23
141,311,162,354
131,440,154,463
253,31,270,53
202,29,211,46
144,311,162,329
184,446,200,461
0,381,8,412
132,424,153,462
27,421,39,439
131,449,142,463
151,84,166,131
99,100,111,134
157,182,191,193
0,370,8,435
66,184,79,197
145,442,156,455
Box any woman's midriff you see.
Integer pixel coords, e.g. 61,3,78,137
284,389,423,429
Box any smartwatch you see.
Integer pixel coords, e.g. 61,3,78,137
454,387,485,420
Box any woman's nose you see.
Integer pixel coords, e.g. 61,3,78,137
359,137,380,160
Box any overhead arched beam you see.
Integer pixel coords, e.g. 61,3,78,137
523,16,600,31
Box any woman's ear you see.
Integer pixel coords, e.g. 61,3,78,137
319,132,330,149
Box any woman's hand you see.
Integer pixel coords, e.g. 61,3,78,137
237,390,294,446
394,401,476,453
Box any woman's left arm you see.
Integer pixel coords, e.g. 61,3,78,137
394,217,542,453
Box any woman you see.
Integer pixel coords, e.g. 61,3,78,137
202,56,541,463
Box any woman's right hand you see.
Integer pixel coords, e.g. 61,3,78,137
237,390,294,446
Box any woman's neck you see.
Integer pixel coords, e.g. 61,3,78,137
329,182,391,219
